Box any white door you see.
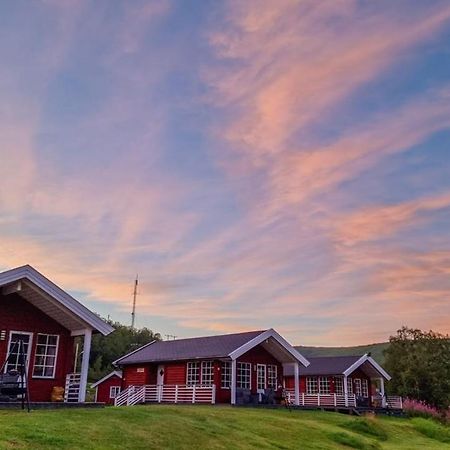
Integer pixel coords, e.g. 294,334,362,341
5,331,33,374
257,364,266,398
157,365,164,385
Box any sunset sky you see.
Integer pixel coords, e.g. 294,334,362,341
1,0,450,345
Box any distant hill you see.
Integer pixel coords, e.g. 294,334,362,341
295,342,389,365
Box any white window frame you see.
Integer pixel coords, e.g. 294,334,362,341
32,333,60,379
5,331,33,374
334,377,344,395
347,377,353,395
306,377,318,395
354,378,362,396
267,364,277,389
362,379,369,397
237,362,251,389
257,364,266,391
201,361,214,386
110,386,121,399
221,361,231,389
318,376,330,394
186,361,200,386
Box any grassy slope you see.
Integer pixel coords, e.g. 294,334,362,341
0,405,449,450
296,343,389,365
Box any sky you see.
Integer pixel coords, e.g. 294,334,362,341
0,0,450,346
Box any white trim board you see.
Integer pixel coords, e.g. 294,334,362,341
0,265,113,336
91,370,123,388
228,328,310,367
343,354,391,381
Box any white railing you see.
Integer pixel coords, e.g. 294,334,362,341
64,373,81,403
386,396,403,409
115,384,216,407
285,390,356,407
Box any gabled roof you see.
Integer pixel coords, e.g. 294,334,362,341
0,265,114,336
91,370,122,388
284,354,391,380
114,329,309,367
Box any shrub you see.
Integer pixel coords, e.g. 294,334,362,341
403,398,449,423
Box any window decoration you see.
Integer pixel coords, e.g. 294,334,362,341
221,362,231,388
347,377,353,395
334,377,344,395
318,376,330,394
267,365,277,389
237,362,251,389
201,361,214,386
33,334,59,378
110,386,121,399
186,361,200,386
306,377,318,394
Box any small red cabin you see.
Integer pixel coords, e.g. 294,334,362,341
0,265,113,403
91,371,122,405
113,329,309,406
283,354,392,408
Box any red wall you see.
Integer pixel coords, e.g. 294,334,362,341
95,375,122,405
0,293,75,402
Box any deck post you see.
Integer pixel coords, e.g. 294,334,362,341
78,328,92,402
175,385,178,403
212,384,216,404
294,362,300,406
231,359,237,405
380,377,386,407
344,375,348,407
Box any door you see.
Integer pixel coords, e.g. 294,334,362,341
157,364,165,385
257,364,266,400
5,331,33,374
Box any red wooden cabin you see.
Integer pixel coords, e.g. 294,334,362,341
0,265,113,403
113,329,309,406
91,371,122,405
283,354,393,408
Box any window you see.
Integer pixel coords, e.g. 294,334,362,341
334,377,344,395
237,362,251,389
267,365,277,389
362,379,369,397
110,386,121,399
318,376,330,394
257,364,266,390
32,334,59,378
5,332,32,373
306,377,318,394
347,377,353,395
221,362,231,388
186,362,200,386
354,378,362,396
201,361,214,386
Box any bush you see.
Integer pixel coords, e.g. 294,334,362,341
404,398,449,423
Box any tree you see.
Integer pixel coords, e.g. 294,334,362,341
88,320,161,381
384,326,450,410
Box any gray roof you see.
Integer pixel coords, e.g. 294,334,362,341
284,355,362,376
116,330,266,365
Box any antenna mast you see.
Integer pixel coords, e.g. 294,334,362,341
131,275,138,328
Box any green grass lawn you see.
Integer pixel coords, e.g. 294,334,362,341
0,405,449,450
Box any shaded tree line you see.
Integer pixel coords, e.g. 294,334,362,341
384,326,450,410
89,320,161,381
